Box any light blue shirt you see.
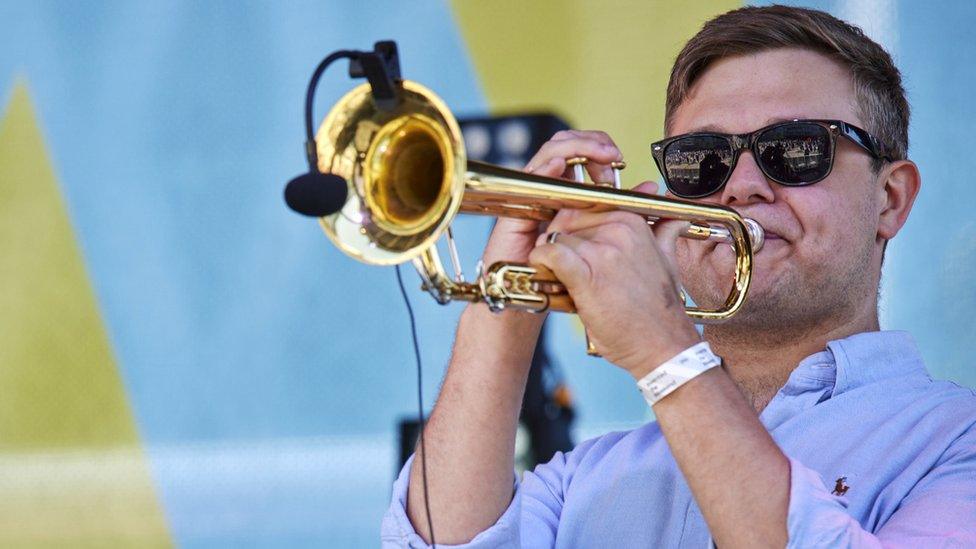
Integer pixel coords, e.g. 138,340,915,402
381,331,976,547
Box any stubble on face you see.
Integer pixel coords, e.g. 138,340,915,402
667,49,885,347
681,223,877,347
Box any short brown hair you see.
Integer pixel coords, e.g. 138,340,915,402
665,5,909,166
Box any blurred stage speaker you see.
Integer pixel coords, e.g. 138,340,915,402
458,112,572,169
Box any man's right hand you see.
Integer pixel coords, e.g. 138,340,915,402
404,130,623,545
482,130,625,268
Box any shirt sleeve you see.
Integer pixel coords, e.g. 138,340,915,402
786,457,883,548
874,429,976,548
786,432,976,549
380,451,570,548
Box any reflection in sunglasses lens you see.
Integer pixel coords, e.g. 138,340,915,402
664,135,733,197
757,123,832,184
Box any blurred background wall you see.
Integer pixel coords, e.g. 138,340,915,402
0,0,973,546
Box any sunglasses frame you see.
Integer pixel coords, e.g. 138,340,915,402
650,119,891,199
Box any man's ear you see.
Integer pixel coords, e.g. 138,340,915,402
877,160,921,241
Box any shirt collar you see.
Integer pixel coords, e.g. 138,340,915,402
787,330,928,395
828,330,928,395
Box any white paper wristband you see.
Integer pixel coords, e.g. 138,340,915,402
636,341,721,407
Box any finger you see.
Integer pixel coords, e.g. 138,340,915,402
492,215,538,236
549,131,621,182
549,129,617,149
529,136,617,166
547,209,649,236
650,219,691,284
529,236,593,291
549,129,584,143
525,156,567,178
501,156,563,235
565,222,684,305
565,222,642,249
569,131,620,182
525,155,563,174
559,221,685,305
529,137,622,176
582,159,614,185
632,180,659,195
534,228,593,251
652,219,691,258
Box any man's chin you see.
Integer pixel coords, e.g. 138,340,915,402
679,243,795,313
683,265,791,316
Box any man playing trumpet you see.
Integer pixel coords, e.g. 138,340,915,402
382,5,976,547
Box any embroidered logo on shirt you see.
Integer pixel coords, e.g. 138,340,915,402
832,476,850,496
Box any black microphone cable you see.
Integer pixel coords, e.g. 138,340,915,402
303,50,355,166
295,46,434,544
395,265,436,547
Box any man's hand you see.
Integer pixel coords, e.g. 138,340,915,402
530,206,701,377
482,129,629,267
524,130,788,549
405,129,642,544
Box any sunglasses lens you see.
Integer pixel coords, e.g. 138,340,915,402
662,136,733,197
757,122,833,184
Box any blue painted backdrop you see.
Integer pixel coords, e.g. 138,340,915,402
1,0,973,546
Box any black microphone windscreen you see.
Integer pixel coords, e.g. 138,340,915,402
284,172,348,217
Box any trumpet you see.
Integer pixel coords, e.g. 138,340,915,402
311,79,764,322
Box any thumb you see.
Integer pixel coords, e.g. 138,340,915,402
528,236,592,294
632,180,659,195
652,219,690,287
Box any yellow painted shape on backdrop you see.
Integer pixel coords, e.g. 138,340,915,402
450,0,741,184
450,0,741,337
0,81,170,547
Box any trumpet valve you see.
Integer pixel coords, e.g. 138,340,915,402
566,156,589,183
610,160,626,189
567,156,625,189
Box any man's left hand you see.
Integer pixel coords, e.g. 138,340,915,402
528,181,702,379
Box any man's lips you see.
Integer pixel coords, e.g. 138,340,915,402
738,214,789,246
756,229,789,252
695,224,789,253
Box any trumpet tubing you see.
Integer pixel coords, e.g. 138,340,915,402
315,80,764,322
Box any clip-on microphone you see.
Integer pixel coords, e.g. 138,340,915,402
283,41,402,217
283,41,439,547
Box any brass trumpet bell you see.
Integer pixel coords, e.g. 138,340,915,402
314,80,764,322
317,81,466,266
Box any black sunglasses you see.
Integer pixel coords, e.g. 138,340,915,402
651,119,890,199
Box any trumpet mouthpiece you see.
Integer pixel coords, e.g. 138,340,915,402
743,218,765,252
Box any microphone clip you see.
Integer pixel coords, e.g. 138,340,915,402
349,41,402,112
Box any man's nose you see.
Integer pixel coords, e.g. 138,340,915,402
718,150,775,205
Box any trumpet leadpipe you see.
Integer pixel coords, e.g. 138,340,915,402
459,161,765,252
680,218,765,252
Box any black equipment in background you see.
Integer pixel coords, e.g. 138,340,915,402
397,323,576,471
519,323,576,466
457,112,573,167
396,112,578,473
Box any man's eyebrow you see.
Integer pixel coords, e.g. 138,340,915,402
681,116,809,135
683,123,725,133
